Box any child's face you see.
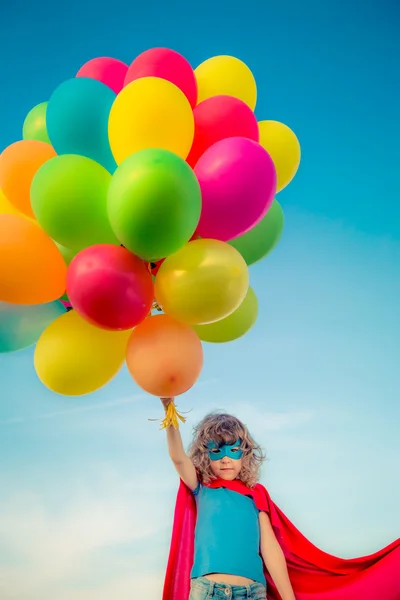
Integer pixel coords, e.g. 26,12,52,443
207,440,243,480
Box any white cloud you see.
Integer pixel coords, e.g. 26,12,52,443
1,568,164,600
186,400,315,432
0,395,145,426
235,404,315,431
45,572,164,600
0,465,175,600
0,377,219,427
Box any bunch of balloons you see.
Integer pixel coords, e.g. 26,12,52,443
0,48,300,403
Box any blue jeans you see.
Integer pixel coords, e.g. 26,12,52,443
189,577,267,599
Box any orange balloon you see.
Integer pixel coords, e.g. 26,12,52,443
126,314,203,397
0,188,22,216
0,140,56,218
0,214,67,304
0,188,36,226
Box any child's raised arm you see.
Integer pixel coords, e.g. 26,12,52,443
161,398,198,491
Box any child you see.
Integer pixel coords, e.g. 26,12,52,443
161,398,296,600
160,399,400,600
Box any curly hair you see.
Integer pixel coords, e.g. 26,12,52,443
188,411,266,488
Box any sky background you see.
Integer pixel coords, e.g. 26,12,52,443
1,0,400,598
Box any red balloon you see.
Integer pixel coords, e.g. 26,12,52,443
76,57,128,94
124,48,198,108
67,245,154,331
186,95,259,167
148,259,164,277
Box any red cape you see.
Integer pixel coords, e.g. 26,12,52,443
163,479,400,600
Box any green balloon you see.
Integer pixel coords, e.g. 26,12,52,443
107,148,202,261
55,242,78,266
31,155,119,251
192,287,258,343
229,200,284,266
22,102,51,144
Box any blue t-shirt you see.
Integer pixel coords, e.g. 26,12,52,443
191,483,266,585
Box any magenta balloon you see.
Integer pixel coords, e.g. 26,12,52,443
77,57,129,94
60,300,72,309
194,137,277,242
124,48,197,108
67,244,154,331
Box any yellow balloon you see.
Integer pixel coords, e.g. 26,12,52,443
108,77,195,164
0,188,22,216
34,310,131,395
258,121,301,192
193,286,258,343
195,55,257,110
155,239,249,325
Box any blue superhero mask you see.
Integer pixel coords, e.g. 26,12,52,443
207,439,243,461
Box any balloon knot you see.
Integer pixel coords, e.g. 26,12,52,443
148,401,189,429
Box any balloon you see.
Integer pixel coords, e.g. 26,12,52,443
0,300,66,353
0,140,56,218
108,77,194,165
186,95,259,167
46,78,117,173
76,57,128,94
22,102,51,144
67,245,154,330
258,120,301,192
149,259,164,276
124,48,197,108
228,200,284,265
55,242,78,266
31,154,119,251
194,137,276,242
155,239,249,325
192,286,258,343
56,246,74,306
34,310,131,396
148,231,199,278
195,55,257,110
107,148,201,261
0,214,67,305
0,189,23,217
126,314,203,397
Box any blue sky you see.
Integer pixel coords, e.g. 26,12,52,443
1,0,399,598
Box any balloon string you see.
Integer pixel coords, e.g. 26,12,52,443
147,300,163,318
148,402,192,429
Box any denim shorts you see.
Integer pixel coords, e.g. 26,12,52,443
189,577,267,599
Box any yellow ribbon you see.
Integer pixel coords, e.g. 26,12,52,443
161,402,187,429
149,401,190,429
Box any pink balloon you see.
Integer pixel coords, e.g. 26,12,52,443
124,48,197,108
77,57,129,94
60,300,72,309
67,245,154,331
194,137,277,242
187,95,259,167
